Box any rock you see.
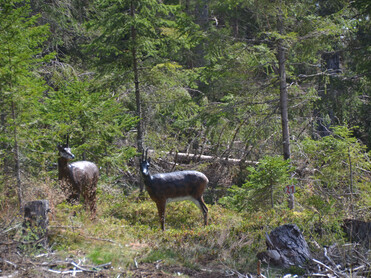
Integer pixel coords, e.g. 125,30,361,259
257,224,311,268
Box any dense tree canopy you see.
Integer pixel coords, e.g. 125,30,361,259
0,1,370,276
0,0,370,221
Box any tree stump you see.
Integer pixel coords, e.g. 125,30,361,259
343,219,370,248
23,200,49,247
257,224,311,268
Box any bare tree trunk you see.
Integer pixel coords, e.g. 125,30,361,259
131,1,144,192
0,106,10,179
131,1,142,153
277,13,294,210
348,146,354,215
271,182,274,208
194,0,208,68
277,23,290,160
11,100,22,211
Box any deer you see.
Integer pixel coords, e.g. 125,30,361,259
140,149,209,231
57,137,99,218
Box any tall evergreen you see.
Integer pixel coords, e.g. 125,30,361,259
87,0,179,151
0,0,52,208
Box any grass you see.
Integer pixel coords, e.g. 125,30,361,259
46,188,267,275
2,177,362,277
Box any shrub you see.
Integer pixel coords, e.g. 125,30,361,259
220,155,294,211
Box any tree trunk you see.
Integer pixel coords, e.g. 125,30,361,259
348,147,354,215
277,13,294,210
0,107,10,186
11,100,22,211
194,0,208,68
131,1,144,193
270,181,274,208
277,17,290,161
131,1,142,153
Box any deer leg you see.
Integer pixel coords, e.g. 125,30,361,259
196,197,208,226
82,182,97,219
66,182,80,204
155,201,166,231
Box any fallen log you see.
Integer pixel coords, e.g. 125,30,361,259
148,149,258,166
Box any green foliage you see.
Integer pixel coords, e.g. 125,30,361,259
220,156,294,211
1,1,370,276
300,126,371,218
42,72,138,175
0,0,54,181
86,0,179,85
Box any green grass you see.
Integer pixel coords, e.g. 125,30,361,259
45,185,355,277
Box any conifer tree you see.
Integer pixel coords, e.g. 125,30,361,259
0,0,52,208
87,0,178,151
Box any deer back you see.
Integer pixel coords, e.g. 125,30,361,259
144,170,208,200
69,161,99,186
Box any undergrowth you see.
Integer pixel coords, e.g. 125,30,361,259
1,176,364,277
39,180,354,276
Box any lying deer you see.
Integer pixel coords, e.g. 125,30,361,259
140,149,209,230
57,137,99,218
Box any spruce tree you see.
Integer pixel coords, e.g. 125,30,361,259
0,0,52,208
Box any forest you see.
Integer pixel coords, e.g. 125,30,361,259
0,0,370,277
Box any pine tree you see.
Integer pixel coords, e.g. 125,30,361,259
0,0,52,209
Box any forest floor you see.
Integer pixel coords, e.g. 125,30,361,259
0,229,251,278
0,249,233,277
1,184,370,277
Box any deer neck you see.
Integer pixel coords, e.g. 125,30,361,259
58,157,71,181
141,171,153,186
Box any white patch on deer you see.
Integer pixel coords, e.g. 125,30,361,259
71,161,95,169
166,196,201,209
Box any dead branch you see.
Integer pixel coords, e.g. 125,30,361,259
312,258,347,278
149,149,258,166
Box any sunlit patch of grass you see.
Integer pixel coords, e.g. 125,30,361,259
86,245,134,267
142,248,179,265
48,186,356,276
51,194,256,272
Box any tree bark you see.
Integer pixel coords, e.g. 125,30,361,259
277,13,294,210
257,224,311,268
23,200,49,247
131,1,144,193
131,1,142,153
11,100,22,211
277,16,290,161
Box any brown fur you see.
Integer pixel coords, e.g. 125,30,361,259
58,149,99,218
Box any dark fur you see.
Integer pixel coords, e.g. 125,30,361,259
140,153,208,231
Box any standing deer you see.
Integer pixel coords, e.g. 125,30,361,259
140,149,209,231
57,137,99,218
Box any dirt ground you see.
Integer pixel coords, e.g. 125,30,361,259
0,244,244,278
